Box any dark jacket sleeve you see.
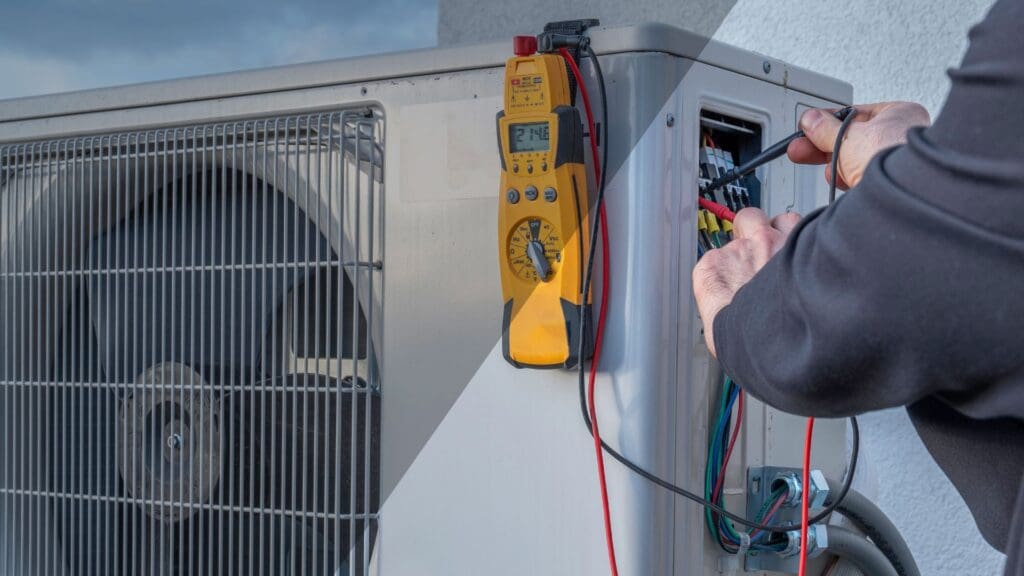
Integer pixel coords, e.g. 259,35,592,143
711,0,1024,420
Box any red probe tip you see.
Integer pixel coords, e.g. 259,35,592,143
513,36,538,56
698,197,737,223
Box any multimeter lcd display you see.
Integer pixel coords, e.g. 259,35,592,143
509,122,550,153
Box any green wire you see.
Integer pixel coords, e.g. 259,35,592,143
756,486,787,522
704,380,728,541
705,377,737,548
705,377,791,552
719,486,789,554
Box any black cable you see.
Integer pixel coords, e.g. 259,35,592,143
829,109,859,203
582,393,859,533
577,43,609,315
574,44,861,534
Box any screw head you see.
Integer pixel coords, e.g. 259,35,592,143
763,61,772,74
666,113,675,127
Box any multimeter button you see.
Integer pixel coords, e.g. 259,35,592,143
524,185,538,201
506,188,520,204
527,164,534,174
513,164,519,173
543,187,557,202
541,162,548,171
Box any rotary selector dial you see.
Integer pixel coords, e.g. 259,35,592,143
507,217,563,283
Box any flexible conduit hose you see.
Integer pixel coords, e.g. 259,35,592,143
825,526,899,576
825,482,921,576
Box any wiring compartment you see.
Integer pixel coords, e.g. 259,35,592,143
698,110,763,209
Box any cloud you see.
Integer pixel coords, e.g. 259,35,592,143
0,52,87,98
0,0,438,99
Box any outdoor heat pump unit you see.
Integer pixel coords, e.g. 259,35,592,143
0,24,852,576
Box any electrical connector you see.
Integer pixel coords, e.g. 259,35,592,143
780,525,828,558
774,470,829,509
705,211,721,235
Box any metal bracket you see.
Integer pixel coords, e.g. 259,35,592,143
744,466,803,573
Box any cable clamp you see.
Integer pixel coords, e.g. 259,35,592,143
737,532,751,557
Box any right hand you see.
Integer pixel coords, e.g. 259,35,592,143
787,102,931,190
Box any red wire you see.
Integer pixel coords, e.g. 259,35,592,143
712,391,744,503
559,47,619,576
750,493,787,539
799,418,815,576
698,197,736,223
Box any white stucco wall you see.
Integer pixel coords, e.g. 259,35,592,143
439,1,1005,573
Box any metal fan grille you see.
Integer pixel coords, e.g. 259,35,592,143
0,108,383,575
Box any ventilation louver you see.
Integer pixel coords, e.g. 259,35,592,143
0,109,384,575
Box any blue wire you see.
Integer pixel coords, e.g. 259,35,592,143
710,384,739,480
709,382,741,546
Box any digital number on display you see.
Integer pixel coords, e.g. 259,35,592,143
509,122,550,153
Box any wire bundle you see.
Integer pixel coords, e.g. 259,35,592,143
704,378,789,554
559,45,618,576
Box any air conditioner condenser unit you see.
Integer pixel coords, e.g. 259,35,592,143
0,23,852,576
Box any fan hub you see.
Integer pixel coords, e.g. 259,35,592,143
117,362,222,523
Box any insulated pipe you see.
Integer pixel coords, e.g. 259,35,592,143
824,526,899,576
825,482,921,576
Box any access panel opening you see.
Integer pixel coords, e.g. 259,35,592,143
698,110,763,209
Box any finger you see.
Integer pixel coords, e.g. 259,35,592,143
845,102,896,122
732,207,771,240
771,211,802,236
692,252,733,357
787,138,829,165
798,108,842,154
823,164,851,191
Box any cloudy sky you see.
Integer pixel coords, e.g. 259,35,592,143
0,0,438,100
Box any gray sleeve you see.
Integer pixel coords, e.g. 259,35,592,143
711,0,1024,419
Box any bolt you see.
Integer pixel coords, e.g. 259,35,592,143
808,470,830,509
167,433,183,450
763,61,772,74
666,113,675,127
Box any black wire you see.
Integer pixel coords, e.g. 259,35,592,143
828,109,859,203
574,45,861,534
582,395,859,533
577,43,609,316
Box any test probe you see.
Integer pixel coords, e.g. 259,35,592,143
704,106,856,194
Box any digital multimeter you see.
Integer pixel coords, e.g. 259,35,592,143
497,35,591,369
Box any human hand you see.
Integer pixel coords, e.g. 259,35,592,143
692,208,801,357
787,102,931,190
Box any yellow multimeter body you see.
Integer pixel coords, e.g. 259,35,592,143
497,42,592,369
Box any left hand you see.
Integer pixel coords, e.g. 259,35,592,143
692,208,801,356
